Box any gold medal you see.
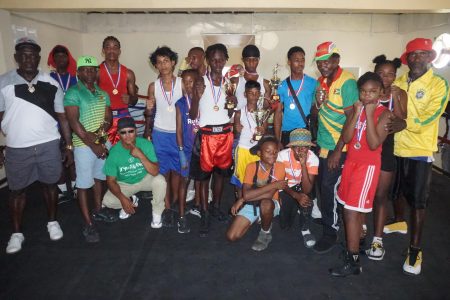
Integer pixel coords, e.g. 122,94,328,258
213,105,219,111
167,106,174,112
112,88,119,95
354,142,361,150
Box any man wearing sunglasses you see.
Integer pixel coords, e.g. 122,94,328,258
102,117,166,228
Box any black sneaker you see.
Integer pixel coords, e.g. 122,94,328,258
189,205,201,218
313,234,337,254
329,251,362,277
82,224,99,243
199,210,210,238
209,205,229,223
92,207,119,223
162,208,175,228
58,191,75,204
177,216,191,234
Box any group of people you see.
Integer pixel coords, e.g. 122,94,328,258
0,35,448,278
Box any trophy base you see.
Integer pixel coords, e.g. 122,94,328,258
253,134,262,141
226,103,236,110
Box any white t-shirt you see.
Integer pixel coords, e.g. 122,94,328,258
235,75,266,111
0,70,64,148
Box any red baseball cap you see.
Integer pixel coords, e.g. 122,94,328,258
400,38,437,65
314,41,339,61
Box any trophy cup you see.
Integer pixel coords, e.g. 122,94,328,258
224,64,242,110
94,121,108,145
252,97,272,142
269,64,281,110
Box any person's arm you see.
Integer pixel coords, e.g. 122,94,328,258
189,79,204,120
104,106,113,131
242,180,287,202
341,102,360,144
263,79,272,109
56,112,74,166
130,143,159,176
176,105,188,169
365,106,390,150
144,82,155,139
391,85,407,120
233,110,242,134
125,69,138,106
106,176,135,214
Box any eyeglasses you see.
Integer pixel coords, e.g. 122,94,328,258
119,129,135,135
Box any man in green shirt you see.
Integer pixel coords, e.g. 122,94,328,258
103,117,166,228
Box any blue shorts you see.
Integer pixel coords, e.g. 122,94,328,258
152,129,180,176
238,200,280,224
74,145,107,189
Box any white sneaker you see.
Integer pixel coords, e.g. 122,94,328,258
6,233,25,254
311,198,322,219
119,195,139,220
151,213,162,229
47,221,63,241
186,189,196,202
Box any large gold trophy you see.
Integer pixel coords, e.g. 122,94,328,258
94,121,108,145
269,64,281,109
252,96,272,142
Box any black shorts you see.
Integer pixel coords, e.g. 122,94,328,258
394,157,432,209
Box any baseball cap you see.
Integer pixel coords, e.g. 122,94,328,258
286,129,314,148
15,37,41,52
314,41,339,61
400,38,437,65
117,117,136,130
76,56,98,69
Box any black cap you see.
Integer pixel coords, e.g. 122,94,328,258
15,37,41,52
117,117,136,130
249,135,278,155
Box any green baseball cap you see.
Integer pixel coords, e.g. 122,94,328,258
77,56,98,69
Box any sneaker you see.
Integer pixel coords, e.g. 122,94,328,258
366,242,385,260
186,189,196,202
199,210,210,238
119,195,139,220
6,233,25,254
177,216,191,234
58,191,75,204
151,213,162,229
47,221,63,241
313,234,337,254
82,224,100,243
383,221,408,234
311,198,322,219
251,230,272,251
92,207,119,223
301,230,316,248
403,248,422,275
189,205,201,218
162,208,175,228
329,251,362,277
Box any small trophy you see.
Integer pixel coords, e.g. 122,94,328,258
252,97,272,142
316,87,328,109
269,64,281,109
94,121,108,145
224,77,237,109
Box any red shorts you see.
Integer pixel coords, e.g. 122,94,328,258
200,124,233,173
337,160,380,213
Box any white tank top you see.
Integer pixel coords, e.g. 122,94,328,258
198,75,231,127
235,75,266,111
238,106,258,149
154,77,182,132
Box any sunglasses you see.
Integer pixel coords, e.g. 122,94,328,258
119,129,135,135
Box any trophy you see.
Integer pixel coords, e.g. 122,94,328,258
94,121,108,145
224,64,242,110
269,64,281,110
252,97,272,142
316,87,328,109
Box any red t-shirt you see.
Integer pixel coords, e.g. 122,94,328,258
98,62,129,110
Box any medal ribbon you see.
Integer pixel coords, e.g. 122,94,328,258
160,78,174,107
288,150,302,185
244,106,257,133
356,107,366,145
103,62,121,90
207,73,222,108
259,161,278,181
56,73,70,93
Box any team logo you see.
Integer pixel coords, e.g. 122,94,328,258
128,157,135,163
334,88,341,95
416,89,425,99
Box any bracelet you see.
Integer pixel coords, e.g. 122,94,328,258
66,144,74,151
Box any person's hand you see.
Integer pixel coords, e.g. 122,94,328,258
85,132,98,144
179,150,188,169
390,85,401,98
62,148,74,167
274,179,288,190
121,94,130,105
130,144,145,160
327,150,342,171
364,101,377,115
91,143,107,159
255,126,265,135
353,100,363,113
225,95,237,109
295,192,312,208
315,88,328,106
231,198,245,215
298,150,308,166
121,196,136,215
385,113,407,134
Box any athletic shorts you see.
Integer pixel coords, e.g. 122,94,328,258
4,139,62,190
381,134,396,172
74,145,107,189
152,129,180,176
395,157,432,209
199,124,233,173
337,160,380,213
230,146,259,188
238,200,280,224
